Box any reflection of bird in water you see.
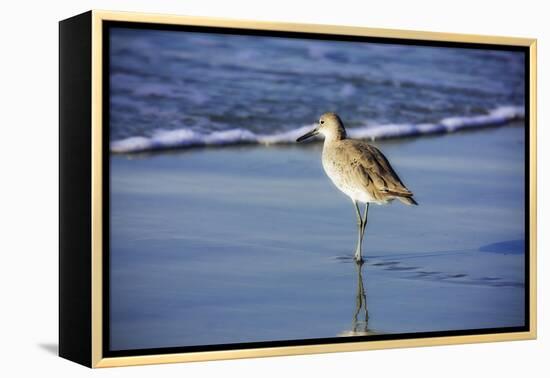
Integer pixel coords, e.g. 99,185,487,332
297,112,417,262
352,261,369,334
338,261,376,337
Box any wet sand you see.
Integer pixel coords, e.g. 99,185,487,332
109,124,526,351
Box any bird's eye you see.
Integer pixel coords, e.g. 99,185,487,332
320,121,324,124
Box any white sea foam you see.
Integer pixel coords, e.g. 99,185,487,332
110,105,524,153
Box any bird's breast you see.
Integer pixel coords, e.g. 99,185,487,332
322,148,351,191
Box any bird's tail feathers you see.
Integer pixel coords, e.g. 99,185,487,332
397,196,418,206
384,188,418,206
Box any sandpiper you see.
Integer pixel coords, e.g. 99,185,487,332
297,112,417,262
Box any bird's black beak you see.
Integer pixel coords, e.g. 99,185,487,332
296,128,319,143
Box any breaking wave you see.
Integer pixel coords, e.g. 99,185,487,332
111,105,524,153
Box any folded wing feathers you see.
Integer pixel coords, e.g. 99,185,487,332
347,141,417,203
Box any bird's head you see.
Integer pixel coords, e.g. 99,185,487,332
296,112,347,143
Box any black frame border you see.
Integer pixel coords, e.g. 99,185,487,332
59,11,93,367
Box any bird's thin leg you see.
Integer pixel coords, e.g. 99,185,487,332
353,200,363,226
354,203,370,262
361,203,370,237
353,201,364,262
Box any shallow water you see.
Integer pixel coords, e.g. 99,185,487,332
109,125,525,351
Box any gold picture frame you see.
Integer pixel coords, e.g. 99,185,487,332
59,9,537,368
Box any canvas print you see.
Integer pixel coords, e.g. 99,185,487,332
107,25,527,353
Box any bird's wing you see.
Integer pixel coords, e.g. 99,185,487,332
343,140,414,198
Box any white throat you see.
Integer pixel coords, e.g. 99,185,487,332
320,129,343,145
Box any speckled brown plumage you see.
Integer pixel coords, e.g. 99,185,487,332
323,138,417,205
